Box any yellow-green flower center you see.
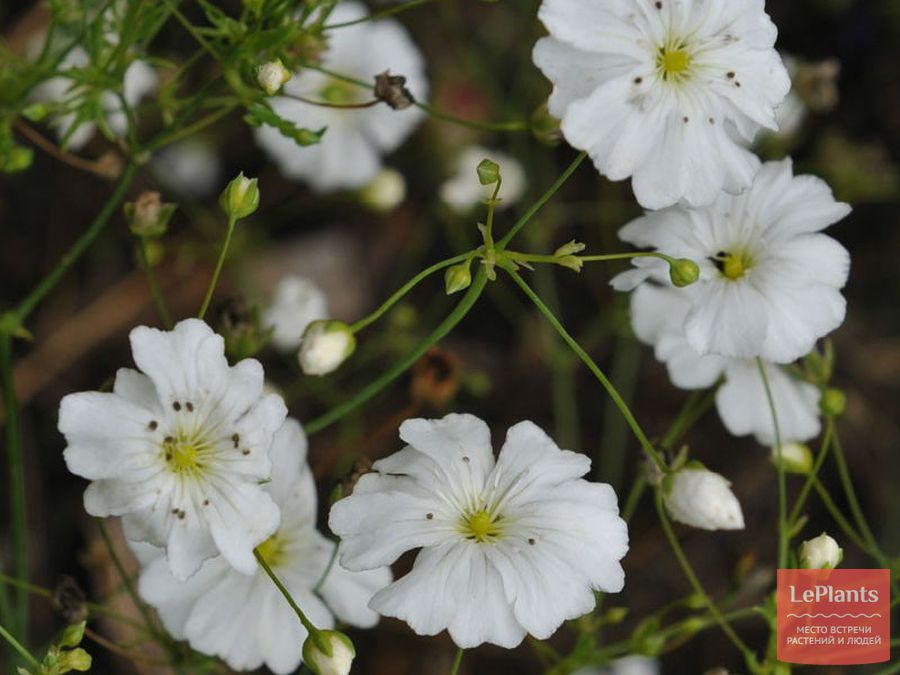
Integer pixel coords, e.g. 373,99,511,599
713,250,754,281
460,508,503,543
657,41,692,82
256,532,288,568
320,78,358,105
163,433,210,476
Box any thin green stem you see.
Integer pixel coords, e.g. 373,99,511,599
143,103,237,153
254,550,317,635
756,358,788,569
137,237,173,329
621,473,647,522
498,152,587,249
875,660,900,675
305,269,488,436
324,0,437,28
313,544,340,595
810,479,870,553
788,417,835,526
449,647,464,675
415,101,529,133
350,253,471,333
506,268,666,472
0,620,40,669
14,162,138,322
654,490,759,670
0,335,27,640
197,216,237,321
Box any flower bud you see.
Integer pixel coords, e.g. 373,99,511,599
257,59,292,96
60,621,86,648
125,191,176,238
57,646,92,672
302,630,355,675
771,442,813,475
669,258,700,288
820,387,846,417
359,168,406,212
444,263,472,295
298,320,356,376
799,532,843,569
531,102,562,146
219,172,260,220
663,466,745,531
553,240,586,258
476,158,501,186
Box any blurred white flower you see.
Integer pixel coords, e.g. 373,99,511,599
613,159,851,364
151,140,223,198
137,419,390,674
771,441,813,475
33,47,158,151
533,0,790,209
329,414,629,648
59,319,286,580
799,532,843,570
255,1,427,192
664,467,744,531
359,167,407,211
574,655,660,675
264,276,330,352
298,320,356,376
628,283,821,446
440,146,526,213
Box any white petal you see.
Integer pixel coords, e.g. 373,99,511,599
205,479,282,575
320,548,392,628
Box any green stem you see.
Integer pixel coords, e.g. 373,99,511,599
305,269,488,436
14,162,138,322
324,0,437,29
0,335,27,640
415,101,529,133
137,237,173,329
254,550,317,635
449,647,464,675
497,152,587,249
654,490,759,670
350,253,471,333
788,417,834,526
505,268,666,472
756,358,788,569
0,620,40,669
810,479,870,553
197,216,237,321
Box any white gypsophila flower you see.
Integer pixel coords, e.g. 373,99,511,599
573,655,660,675
137,419,390,674
264,276,330,352
663,467,744,531
298,320,356,376
799,532,843,570
613,159,851,364
629,283,821,445
329,414,629,648
59,319,287,580
33,47,158,151
151,140,223,198
255,1,427,192
532,0,791,209
440,146,527,213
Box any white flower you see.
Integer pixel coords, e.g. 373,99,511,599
328,414,629,648
298,321,356,376
799,532,843,570
533,0,791,209
255,1,427,192
629,283,821,445
613,159,851,364
264,276,330,352
151,140,223,198
574,655,660,675
663,467,744,531
136,419,390,674
59,319,287,580
34,47,158,151
258,59,292,96
440,146,526,213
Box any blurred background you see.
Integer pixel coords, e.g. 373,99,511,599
1,0,899,672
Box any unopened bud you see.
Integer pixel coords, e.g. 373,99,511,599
125,191,176,238
799,532,843,569
553,240,586,258
476,158,501,186
298,320,356,376
669,258,700,288
60,621,86,648
771,442,813,475
257,59,292,96
302,630,355,675
359,168,406,212
219,172,260,220
531,102,562,146
58,646,92,672
820,387,846,417
444,263,472,295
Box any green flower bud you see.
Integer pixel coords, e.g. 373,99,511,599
60,621,86,648
771,442,813,475
219,172,260,220
257,59,292,96
531,102,562,146
444,263,473,295
299,320,356,376
124,191,176,238
553,240,586,257
476,158,501,186
669,258,701,288
602,606,629,625
820,387,846,417
58,647,92,672
556,255,583,273
303,630,355,675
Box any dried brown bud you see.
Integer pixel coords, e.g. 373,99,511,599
374,71,415,110
410,348,460,409
95,151,124,180
52,575,89,624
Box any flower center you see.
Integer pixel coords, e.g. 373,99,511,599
319,78,359,105
460,508,503,543
712,250,753,281
657,42,692,82
256,532,287,568
162,433,210,476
